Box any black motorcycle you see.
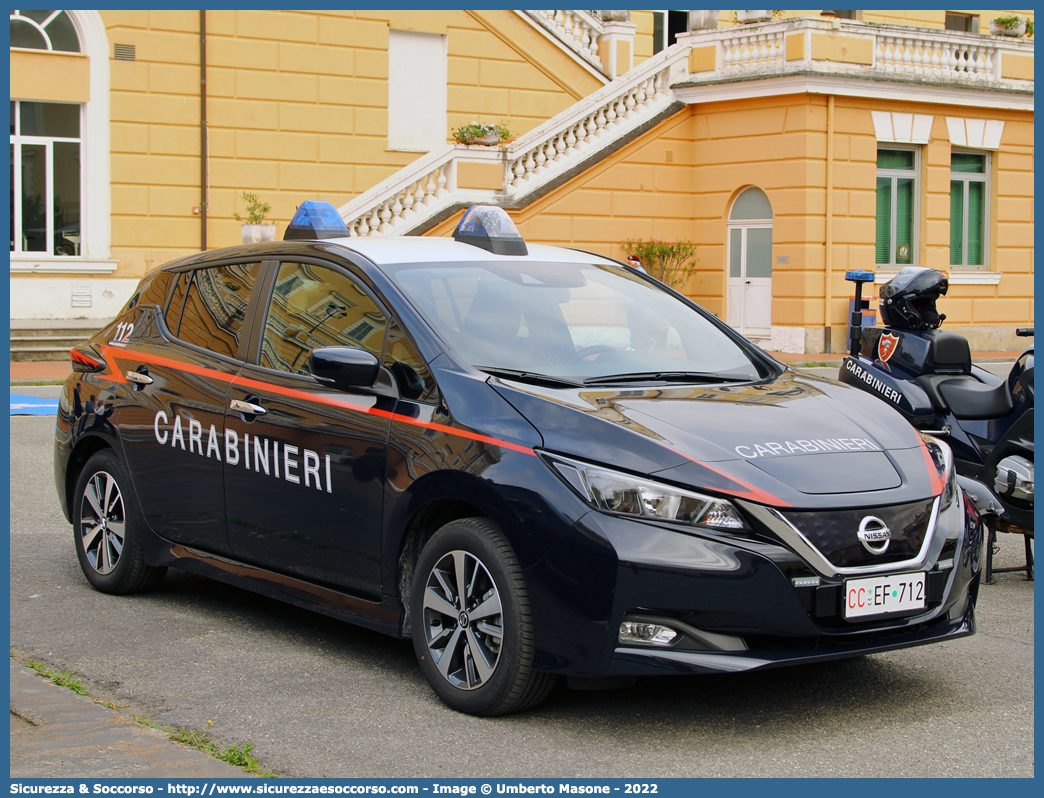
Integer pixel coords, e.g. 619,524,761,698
838,267,1033,582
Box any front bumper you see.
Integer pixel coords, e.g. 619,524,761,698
530,488,982,677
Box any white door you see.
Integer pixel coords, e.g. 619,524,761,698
727,224,773,339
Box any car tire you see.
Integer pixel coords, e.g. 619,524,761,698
411,517,557,716
73,449,166,594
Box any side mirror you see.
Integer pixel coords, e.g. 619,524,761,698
308,346,380,392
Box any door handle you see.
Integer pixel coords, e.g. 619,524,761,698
125,370,154,385
745,280,751,285
229,398,267,416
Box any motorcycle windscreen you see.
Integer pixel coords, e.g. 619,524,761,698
749,451,901,495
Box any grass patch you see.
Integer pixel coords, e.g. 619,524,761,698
25,660,90,696
19,653,274,777
134,719,275,777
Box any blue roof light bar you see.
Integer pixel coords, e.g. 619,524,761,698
284,200,350,240
453,205,527,256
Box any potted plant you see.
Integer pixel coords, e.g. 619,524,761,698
990,15,1027,37
232,191,275,243
736,10,774,24
452,122,513,146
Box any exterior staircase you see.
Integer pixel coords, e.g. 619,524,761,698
335,15,1033,239
10,320,107,362
336,42,692,237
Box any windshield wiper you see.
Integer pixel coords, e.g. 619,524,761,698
582,371,746,386
478,367,583,388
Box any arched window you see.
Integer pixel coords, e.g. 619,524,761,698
10,9,112,269
10,10,81,52
729,186,773,222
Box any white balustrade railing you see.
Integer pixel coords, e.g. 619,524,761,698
337,17,1032,237
507,51,682,195
341,148,456,237
337,44,691,237
524,10,603,69
682,16,1032,85
875,32,998,82
721,27,786,74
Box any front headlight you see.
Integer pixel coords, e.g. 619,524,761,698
543,453,750,532
921,433,957,510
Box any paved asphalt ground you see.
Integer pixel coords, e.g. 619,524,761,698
8,365,1034,779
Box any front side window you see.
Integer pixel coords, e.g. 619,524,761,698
10,100,81,256
875,148,918,268
261,262,388,376
950,151,987,268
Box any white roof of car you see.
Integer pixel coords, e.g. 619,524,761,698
324,235,619,267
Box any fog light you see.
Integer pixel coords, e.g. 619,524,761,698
936,558,954,571
619,622,678,645
792,576,821,588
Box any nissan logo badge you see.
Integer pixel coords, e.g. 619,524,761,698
857,516,891,554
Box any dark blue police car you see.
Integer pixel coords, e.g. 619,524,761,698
54,203,982,715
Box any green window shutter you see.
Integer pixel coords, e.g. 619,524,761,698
950,179,964,266
967,180,984,265
895,178,914,264
875,177,892,264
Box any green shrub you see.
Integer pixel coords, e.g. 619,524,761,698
620,239,699,289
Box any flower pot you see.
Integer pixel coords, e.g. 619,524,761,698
241,224,276,244
689,10,719,30
457,133,503,146
989,19,1026,37
737,10,773,24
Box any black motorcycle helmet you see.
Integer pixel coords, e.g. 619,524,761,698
879,267,948,330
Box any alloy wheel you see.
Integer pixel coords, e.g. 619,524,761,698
421,550,504,690
79,471,126,575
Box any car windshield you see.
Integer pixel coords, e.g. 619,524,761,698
387,260,763,383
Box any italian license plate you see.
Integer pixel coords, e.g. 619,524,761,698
844,572,926,619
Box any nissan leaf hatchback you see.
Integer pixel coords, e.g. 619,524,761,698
54,204,982,716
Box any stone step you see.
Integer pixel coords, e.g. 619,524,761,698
10,327,101,339
11,349,78,363
10,320,109,362
11,336,94,346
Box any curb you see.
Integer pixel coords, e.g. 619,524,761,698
10,659,255,779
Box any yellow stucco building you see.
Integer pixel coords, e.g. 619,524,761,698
9,9,1034,353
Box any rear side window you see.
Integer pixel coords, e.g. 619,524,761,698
125,268,175,313
167,262,261,358
164,272,189,335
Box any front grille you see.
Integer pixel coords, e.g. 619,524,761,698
779,499,935,569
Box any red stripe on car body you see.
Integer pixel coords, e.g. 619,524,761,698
663,444,791,508
100,345,536,456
